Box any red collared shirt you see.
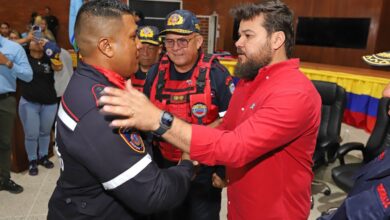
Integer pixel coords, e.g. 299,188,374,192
190,59,321,220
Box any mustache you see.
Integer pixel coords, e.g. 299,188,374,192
237,48,244,55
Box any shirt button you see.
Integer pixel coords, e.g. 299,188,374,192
241,107,245,111
227,179,230,183
81,201,87,209
228,201,231,205
65,198,72,204
266,76,269,80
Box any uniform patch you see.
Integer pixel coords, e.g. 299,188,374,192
167,13,184,26
191,102,208,118
119,128,145,153
171,95,187,103
139,27,154,38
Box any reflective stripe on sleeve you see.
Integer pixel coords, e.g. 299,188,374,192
58,104,77,131
102,154,152,190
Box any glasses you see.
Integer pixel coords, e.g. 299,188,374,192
164,37,195,48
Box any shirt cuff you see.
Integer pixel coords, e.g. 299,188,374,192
190,124,218,165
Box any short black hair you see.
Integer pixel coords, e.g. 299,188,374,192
0,22,10,28
75,0,132,36
133,10,145,20
74,0,132,55
231,0,295,58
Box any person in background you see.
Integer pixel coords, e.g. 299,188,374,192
99,0,321,219
8,30,21,41
43,6,59,39
34,16,56,42
54,48,73,99
0,22,11,38
131,25,162,92
19,39,63,176
133,9,145,26
142,9,234,220
0,35,33,194
48,1,194,219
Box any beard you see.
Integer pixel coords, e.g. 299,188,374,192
235,41,273,80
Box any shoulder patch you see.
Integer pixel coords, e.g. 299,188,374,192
92,84,106,107
119,128,146,153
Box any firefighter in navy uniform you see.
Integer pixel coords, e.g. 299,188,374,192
131,26,162,93
144,10,234,220
48,1,193,220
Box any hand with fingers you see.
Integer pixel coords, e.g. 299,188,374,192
99,79,162,131
212,173,227,189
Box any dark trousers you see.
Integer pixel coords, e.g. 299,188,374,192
0,95,16,181
151,159,222,220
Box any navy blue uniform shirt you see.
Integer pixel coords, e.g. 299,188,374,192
48,61,193,220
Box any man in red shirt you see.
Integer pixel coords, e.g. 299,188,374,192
99,0,321,219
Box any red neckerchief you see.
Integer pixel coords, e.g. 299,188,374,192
92,65,126,89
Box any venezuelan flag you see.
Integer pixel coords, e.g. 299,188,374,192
301,67,389,132
220,59,390,133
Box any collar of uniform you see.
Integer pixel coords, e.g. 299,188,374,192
91,65,126,90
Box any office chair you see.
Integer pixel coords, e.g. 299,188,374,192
312,80,346,198
332,97,390,193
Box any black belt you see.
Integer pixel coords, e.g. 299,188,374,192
0,92,16,99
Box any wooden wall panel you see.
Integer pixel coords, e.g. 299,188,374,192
0,0,71,48
1,0,388,68
376,0,390,53
0,0,127,49
284,0,384,68
185,0,389,68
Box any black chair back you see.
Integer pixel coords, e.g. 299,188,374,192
312,80,346,169
363,97,390,163
314,80,346,145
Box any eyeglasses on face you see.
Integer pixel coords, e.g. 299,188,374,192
164,36,195,48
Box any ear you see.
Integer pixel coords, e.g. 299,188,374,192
97,38,114,58
195,34,203,50
158,45,163,55
271,31,285,51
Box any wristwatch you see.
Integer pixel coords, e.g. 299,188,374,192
153,111,174,137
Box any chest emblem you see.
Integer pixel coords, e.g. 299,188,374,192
119,128,145,153
191,102,208,119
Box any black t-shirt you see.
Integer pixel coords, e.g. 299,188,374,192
134,68,147,80
20,54,57,104
45,15,59,35
144,57,233,112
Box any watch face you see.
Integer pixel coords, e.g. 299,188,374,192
161,112,174,127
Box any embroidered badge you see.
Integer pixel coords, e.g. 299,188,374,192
45,48,53,57
191,102,208,118
140,27,154,38
167,13,184,26
119,128,145,153
171,95,187,103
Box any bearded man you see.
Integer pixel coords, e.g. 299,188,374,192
99,0,322,219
